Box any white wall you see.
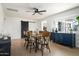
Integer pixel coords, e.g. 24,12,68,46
36,20,41,31
0,4,4,33
29,22,37,31
3,17,21,39
3,16,40,39
41,7,79,48
76,32,79,47
41,7,79,32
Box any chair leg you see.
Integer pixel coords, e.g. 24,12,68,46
41,45,44,56
30,45,31,53
26,41,29,49
24,41,26,47
46,44,51,53
42,50,43,56
35,43,38,53
30,42,34,53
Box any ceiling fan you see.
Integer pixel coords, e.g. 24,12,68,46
26,8,46,15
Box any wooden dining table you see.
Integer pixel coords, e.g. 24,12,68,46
25,31,50,55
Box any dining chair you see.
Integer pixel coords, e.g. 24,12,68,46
24,31,29,47
38,31,51,56
25,31,36,53
25,31,32,48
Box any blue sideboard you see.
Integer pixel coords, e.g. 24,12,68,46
51,32,75,47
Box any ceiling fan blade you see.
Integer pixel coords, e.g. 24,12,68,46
39,10,46,12
32,12,36,15
38,12,43,15
26,11,33,12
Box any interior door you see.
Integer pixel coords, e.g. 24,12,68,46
21,21,28,38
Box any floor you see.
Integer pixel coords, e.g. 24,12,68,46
11,39,79,56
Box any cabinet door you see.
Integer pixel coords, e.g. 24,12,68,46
0,43,10,56
55,33,62,43
62,34,72,47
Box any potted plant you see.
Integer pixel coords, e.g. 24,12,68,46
76,16,79,24
76,16,79,31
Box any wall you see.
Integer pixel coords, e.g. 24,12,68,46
41,7,79,32
0,4,4,33
3,17,21,39
40,7,79,48
3,16,38,39
29,22,37,31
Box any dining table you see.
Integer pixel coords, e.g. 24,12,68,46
25,31,50,56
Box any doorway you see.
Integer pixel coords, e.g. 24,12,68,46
21,21,28,38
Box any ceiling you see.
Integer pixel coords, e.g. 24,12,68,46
2,3,79,20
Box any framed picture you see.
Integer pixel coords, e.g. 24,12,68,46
58,22,62,31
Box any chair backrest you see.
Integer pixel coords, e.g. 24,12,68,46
25,31,28,36
27,31,32,36
42,31,49,37
39,31,43,35
39,31,43,33
39,31,50,44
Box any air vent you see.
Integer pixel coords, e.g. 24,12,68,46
7,8,18,12
29,21,36,23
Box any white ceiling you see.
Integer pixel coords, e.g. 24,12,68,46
2,3,79,20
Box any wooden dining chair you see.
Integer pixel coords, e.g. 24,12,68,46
25,31,32,48
25,31,36,53
39,31,51,56
24,31,29,47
